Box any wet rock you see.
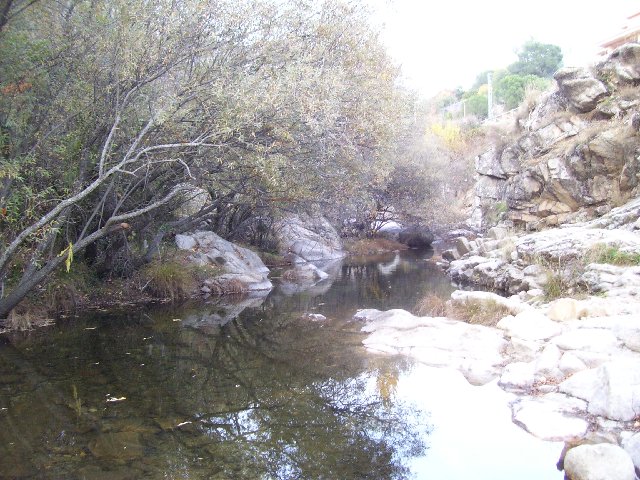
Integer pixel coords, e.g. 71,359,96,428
397,226,434,248
563,443,635,480
355,308,506,385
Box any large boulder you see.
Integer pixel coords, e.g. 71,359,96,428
274,214,344,263
559,360,640,421
354,308,507,385
599,43,640,84
563,443,635,480
176,230,272,292
397,225,435,248
554,67,609,113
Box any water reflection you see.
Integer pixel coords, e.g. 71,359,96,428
0,249,446,479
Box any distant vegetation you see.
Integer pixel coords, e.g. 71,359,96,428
440,40,563,119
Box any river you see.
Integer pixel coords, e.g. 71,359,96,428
0,249,563,479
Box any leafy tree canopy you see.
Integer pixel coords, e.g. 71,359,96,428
508,40,563,78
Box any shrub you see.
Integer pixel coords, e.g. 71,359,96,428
141,260,197,300
43,261,99,313
534,255,582,301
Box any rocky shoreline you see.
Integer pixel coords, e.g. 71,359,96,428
355,199,640,479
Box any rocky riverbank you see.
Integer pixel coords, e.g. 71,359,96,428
355,277,640,478
354,43,640,480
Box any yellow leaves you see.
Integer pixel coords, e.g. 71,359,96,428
430,122,464,151
58,241,74,273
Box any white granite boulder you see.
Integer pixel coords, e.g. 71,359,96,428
275,213,345,263
559,360,640,421
176,230,272,292
355,309,507,385
563,443,635,480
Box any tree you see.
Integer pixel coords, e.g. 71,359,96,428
465,93,489,119
508,40,563,78
0,0,405,319
495,74,550,109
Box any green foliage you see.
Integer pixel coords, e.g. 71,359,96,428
465,93,488,119
0,0,409,317
587,245,640,266
508,40,563,78
534,256,582,301
495,74,550,109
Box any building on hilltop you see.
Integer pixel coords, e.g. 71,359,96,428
599,10,640,56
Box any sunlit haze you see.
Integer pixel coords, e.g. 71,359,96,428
365,0,635,97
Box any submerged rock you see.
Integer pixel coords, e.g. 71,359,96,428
512,393,589,441
88,431,144,460
354,308,506,385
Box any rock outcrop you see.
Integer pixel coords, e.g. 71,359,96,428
274,213,345,286
443,199,640,295
274,213,345,263
471,43,640,232
397,225,434,248
176,230,272,293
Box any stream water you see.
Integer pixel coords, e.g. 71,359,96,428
0,249,563,479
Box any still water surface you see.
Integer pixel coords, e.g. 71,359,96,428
0,250,562,479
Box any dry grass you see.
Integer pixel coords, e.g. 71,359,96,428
448,299,512,327
141,259,198,300
415,294,448,317
415,293,511,327
206,278,248,295
259,251,289,267
344,237,408,256
2,305,53,332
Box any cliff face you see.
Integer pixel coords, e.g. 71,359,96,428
471,44,640,231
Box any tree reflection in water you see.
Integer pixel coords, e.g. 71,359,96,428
0,298,430,479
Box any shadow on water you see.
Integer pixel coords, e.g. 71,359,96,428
0,250,447,479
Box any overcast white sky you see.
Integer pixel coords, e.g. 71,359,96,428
364,0,636,97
